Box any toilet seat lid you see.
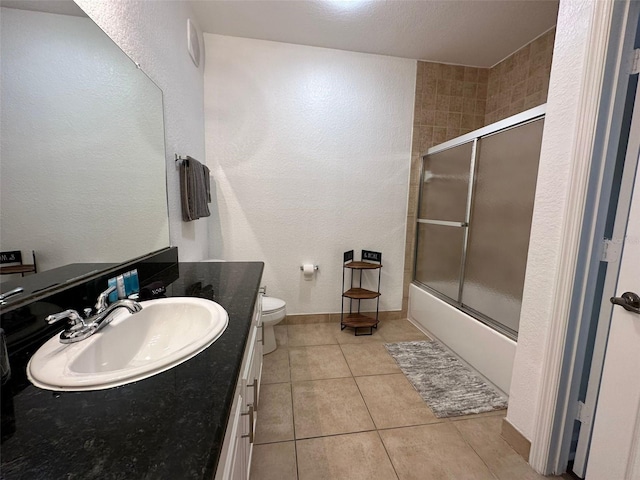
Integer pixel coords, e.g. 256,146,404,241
262,296,286,313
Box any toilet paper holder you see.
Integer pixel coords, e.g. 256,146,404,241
300,265,319,271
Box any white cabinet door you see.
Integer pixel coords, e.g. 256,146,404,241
216,297,264,480
241,326,259,411
254,294,264,409
240,325,262,480
217,394,244,480
236,401,251,480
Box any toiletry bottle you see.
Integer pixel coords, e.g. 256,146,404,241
108,277,118,303
116,275,126,299
123,271,132,297
130,269,140,294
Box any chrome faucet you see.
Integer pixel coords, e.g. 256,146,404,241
45,286,142,344
95,286,114,313
0,287,24,305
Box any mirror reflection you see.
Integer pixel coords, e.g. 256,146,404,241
0,1,170,283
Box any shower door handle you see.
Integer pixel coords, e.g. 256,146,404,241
610,292,640,314
417,219,467,227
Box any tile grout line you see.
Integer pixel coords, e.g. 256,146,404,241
450,419,501,480
339,342,404,378
286,341,301,480
288,321,413,348
285,343,297,444
262,346,291,386
338,343,357,379
349,349,400,479
263,323,439,477
289,345,352,383
294,427,379,443
351,371,402,379
255,438,296,446
350,362,379,431
286,322,341,348
382,418,452,429
375,429,401,480
285,335,291,384
261,324,539,480
293,426,300,480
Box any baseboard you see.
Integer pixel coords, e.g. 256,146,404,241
502,417,531,462
284,313,336,324
284,311,404,325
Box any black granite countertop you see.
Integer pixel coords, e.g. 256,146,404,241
0,261,264,480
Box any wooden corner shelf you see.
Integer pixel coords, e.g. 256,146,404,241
344,261,383,270
341,250,382,336
0,250,37,277
0,264,36,275
343,288,381,300
341,314,379,329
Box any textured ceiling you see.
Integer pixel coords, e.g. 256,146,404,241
0,0,86,17
189,0,559,67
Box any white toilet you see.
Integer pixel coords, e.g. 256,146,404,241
261,296,286,355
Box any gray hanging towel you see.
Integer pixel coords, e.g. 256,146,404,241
179,156,211,221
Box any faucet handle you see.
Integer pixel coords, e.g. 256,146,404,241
95,286,116,313
45,309,85,327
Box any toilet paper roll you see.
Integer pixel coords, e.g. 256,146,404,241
302,264,315,280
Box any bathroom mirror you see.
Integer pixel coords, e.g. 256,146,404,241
0,2,170,284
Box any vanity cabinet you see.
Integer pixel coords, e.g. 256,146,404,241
0,260,266,480
215,294,263,480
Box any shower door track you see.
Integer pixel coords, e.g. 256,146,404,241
412,280,518,340
426,105,546,156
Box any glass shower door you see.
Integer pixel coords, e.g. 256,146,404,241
414,141,473,301
413,109,545,339
461,118,545,334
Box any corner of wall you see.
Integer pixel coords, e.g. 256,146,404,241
75,0,209,261
506,0,596,443
501,417,532,461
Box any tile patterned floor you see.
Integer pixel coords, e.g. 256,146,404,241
250,320,557,480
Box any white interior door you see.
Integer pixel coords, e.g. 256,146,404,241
585,79,640,479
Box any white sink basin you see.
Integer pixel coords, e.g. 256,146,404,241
27,297,228,391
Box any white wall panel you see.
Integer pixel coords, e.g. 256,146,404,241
204,35,415,314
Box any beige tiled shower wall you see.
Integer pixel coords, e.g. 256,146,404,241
414,63,489,151
402,28,555,316
403,62,488,313
485,29,555,124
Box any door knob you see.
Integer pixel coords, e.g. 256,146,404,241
610,292,640,314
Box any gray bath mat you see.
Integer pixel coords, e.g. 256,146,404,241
384,340,508,418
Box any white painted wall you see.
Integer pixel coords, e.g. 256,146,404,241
203,34,415,314
0,8,168,273
75,0,208,261
506,0,595,441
